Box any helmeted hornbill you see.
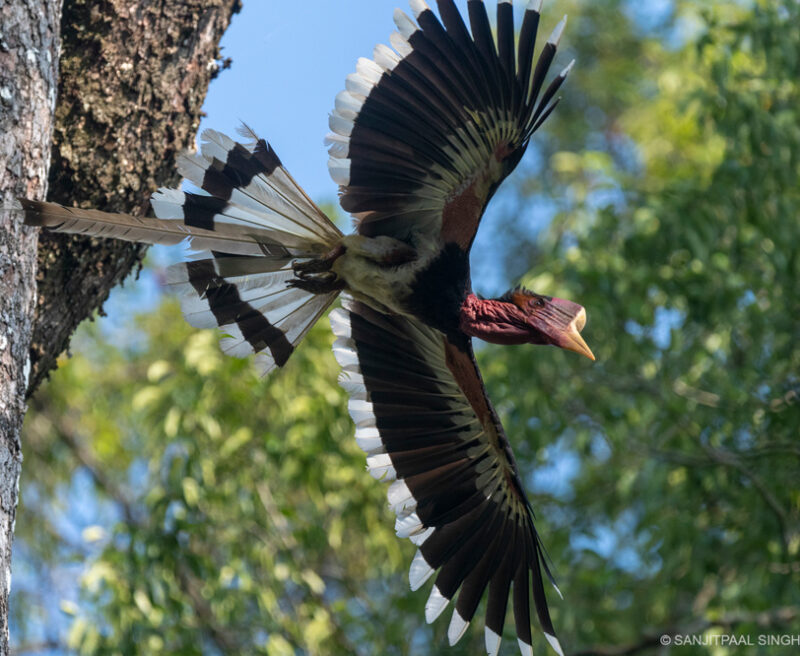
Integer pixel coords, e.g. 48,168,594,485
20,1,593,654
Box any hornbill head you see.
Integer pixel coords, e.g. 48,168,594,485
459,287,595,360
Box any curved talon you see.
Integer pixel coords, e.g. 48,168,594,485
288,271,345,295
293,245,347,277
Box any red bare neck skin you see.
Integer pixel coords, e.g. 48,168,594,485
458,294,530,345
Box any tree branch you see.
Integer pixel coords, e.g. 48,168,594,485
702,445,791,555
15,640,64,655
43,408,139,526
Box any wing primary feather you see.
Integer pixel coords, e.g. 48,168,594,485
414,4,487,113
517,2,542,102
467,0,498,63
532,59,574,123
485,518,518,639
447,608,470,646
419,500,493,569
545,633,567,656
425,585,450,623
431,504,503,602
409,0,431,19
466,0,506,115
409,549,436,591
530,525,559,639
548,14,568,47
496,0,516,84
486,626,503,656
529,97,562,135
394,8,420,40
513,546,534,652
526,42,556,114
436,0,496,113
454,511,514,624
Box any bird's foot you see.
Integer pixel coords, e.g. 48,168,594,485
292,244,346,276
287,271,346,295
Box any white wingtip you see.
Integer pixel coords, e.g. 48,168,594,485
324,132,350,158
518,638,534,656
425,586,449,623
354,426,382,452
560,59,576,78
390,31,413,58
328,158,351,186
394,9,419,40
387,479,415,513
447,609,470,646
335,90,363,116
356,57,384,85
409,550,435,591
366,452,396,480
409,0,430,18
545,633,566,656
548,15,568,46
328,113,354,137
552,581,564,600
527,0,544,12
373,43,401,71
485,627,502,656
395,511,422,539
409,525,434,546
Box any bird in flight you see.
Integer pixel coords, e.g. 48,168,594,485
21,1,593,654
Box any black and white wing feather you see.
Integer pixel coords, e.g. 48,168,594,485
327,0,572,250
330,299,564,656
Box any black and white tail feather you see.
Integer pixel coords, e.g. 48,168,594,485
21,126,343,375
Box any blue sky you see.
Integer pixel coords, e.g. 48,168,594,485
200,0,467,204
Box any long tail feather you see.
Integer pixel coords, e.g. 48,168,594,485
21,127,344,375
19,199,271,257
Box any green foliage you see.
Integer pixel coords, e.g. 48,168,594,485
22,307,434,654
15,1,800,654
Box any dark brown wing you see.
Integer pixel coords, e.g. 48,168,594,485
329,298,564,656
327,0,572,251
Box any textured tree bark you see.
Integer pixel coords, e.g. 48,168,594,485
0,1,64,652
28,0,242,395
1,0,239,648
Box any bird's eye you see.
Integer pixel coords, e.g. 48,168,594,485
534,298,546,308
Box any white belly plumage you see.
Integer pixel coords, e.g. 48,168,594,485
331,234,442,316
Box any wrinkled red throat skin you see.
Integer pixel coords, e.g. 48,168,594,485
458,294,532,345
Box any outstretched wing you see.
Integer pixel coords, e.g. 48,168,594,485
327,0,571,250
330,299,564,656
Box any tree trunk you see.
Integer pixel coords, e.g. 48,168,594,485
29,0,242,395
1,0,240,649
0,1,64,651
